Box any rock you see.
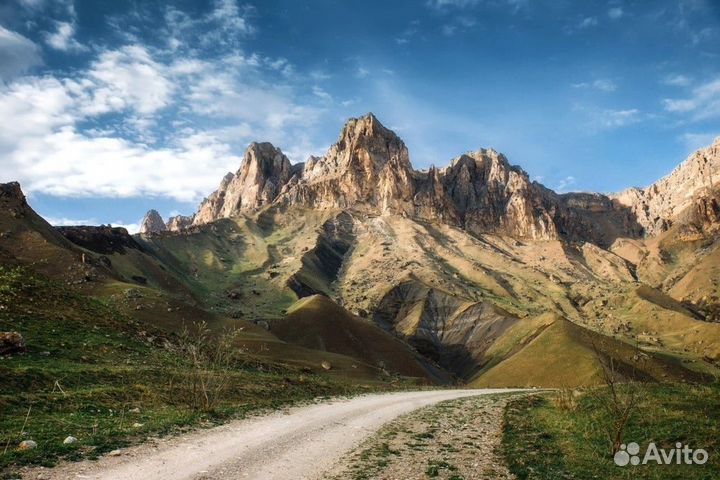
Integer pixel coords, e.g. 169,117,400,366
256,320,270,330
63,436,78,445
108,449,122,456
166,214,194,232
0,332,26,355
139,209,167,235
128,407,140,413
132,422,144,428
321,361,332,370
185,113,643,244
611,137,720,235
18,440,37,450
194,142,295,224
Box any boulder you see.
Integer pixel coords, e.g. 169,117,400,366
0,331,26,355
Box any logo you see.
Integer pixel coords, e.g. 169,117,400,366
614,442,709,467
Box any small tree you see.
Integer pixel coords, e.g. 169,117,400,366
176,322,239,412
590,341,642,455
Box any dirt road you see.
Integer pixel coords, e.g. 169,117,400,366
23,389,519,480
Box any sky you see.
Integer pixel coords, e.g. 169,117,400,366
0,0,719,232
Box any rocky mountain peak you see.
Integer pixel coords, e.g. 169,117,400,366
286,113,415,212
194,142,294,224
140,209,167,234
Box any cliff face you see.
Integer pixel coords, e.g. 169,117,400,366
279,113,416,213
194,142,295,225
178,114,717,244
611,137,720,235
139,209,167,234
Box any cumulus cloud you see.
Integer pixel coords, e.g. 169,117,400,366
0,26,42,79
81,45,174,116
0,13,326,203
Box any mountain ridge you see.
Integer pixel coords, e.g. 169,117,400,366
146,113,713,246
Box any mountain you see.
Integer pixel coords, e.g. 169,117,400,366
166,114,642,247
5,113,720,388
611,137,720,236
140,209,167,234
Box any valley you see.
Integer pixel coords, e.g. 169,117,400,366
1,113,719,478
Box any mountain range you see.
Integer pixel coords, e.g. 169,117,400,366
3,113,720,387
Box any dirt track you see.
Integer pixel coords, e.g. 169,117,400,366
22,389,519,480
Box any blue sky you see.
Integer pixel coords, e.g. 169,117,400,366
0,0,719,232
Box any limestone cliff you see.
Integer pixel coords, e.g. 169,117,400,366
611,137,720,235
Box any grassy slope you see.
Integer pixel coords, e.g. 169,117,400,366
503,384,720,479
271,295,438,382
470,314,707,388
0,266,415,476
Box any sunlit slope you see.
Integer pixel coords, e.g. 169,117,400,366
470,314,708,388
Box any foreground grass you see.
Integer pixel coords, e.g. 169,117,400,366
503,383,719,479
0,266,403,477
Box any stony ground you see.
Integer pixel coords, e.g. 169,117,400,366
329,394,517,480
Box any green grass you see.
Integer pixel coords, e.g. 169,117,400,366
0,266,392,476
503,384,720,479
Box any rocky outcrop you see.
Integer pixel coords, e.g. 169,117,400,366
194,142,295,224
374,278,518,379
434,150,557,239
166,214,194,232
139,209,167,234
172,114,716,243
611,137,720,235
58,225,145,254
287,212,355,297
280,113,416,213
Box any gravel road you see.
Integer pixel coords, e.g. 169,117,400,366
22,389,520,480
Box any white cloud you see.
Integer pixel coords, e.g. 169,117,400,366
80,45,174,116
44,21,86,52
607,7,623,19
0,3,331,204
441,16,476,36
426,0,525,11
207,0,255,35
662,74,692,87
0,26,42,79
356,66,370,78
663,77,720,120
556,176,576,193
312,86,332,101
44,216,97,226
598,108,640,128
396,20,420,45
572,79,617,92
578,17,598,29
426,0,480,8
574,104,641,130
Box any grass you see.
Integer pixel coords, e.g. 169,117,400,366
0,266,398,476
503,383,720,479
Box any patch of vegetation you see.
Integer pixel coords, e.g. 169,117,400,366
503,384,720,479
0,266,391,476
